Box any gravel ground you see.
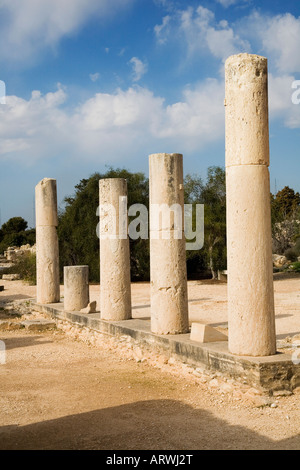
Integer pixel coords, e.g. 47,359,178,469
0,275,300,450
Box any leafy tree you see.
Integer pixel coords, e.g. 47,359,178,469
271,186,300,222
58,168,149,282
0,217,35,254
271,186,300,254
184,173,208,278
184,166,226,279
201,166,226,279
1,217,28,234
184,173,204,203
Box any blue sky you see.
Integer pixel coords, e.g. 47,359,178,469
0,0,299,228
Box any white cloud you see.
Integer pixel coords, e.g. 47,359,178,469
231,10,300,128
236,11,300,74
154,15,171,44
0,80,225,165
128,57,148,82
157,79,225,146
77,87,163,131
77,79,225,149
261,13,300,74
155,6,300,74
0,0,134,62
216,0,248,7
269,74,300,129
0,86,69,162
1,72,298,169
154,5,250,62
89,73,100,82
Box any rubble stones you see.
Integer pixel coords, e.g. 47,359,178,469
2,274,20,281
0,320,25,331
273,255,289,268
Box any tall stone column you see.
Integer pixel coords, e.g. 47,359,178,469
35,178,60,304
225,53,276,356
99,178,132,321
149,153,189,335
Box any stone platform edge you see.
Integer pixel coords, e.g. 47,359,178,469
32,301,300,394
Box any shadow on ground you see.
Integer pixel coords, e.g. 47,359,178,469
0,294,34,302
1,335,53,350
0,399,299,450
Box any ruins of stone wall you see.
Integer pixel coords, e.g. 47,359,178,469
3,244,36,262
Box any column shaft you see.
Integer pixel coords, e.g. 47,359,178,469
99,178,132,321
35,178,60,304
225,53,276,356
149,153,189,335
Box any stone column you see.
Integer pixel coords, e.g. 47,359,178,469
225,53,276,356
149,153,189,335
64,266,89,311
35,178,60,304
99,179,132,321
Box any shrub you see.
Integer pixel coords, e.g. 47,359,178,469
9,253,36,285
285,247,298,262
294,238,300,255
290,262,300,273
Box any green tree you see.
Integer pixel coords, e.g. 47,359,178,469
58,168,149,282
184,166,226,279
202,166,226,279
271,186,300,222
271,186,300,254
1,216,28,234
0,217,35,254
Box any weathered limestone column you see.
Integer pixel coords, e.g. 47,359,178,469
64,266,89,311
225,53,276,356
149,153,189,335
35,178,60,304
99,179,132,321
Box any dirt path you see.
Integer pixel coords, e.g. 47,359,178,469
0,277,300,450
0,327,300,450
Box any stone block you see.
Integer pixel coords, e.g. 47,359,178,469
80,301,97,314
190,323,228,343
217,270,227,282
2,274,20,281
0,265,14,275
20,319,56,331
